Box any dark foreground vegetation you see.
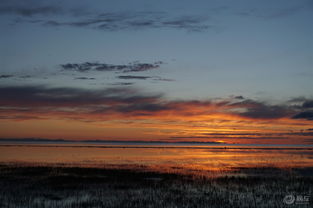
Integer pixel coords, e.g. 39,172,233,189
0,164,312,208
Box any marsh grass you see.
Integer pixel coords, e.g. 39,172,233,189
0,164,312,208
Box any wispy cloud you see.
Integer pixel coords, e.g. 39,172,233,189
117,75,151,80
0,0,62,17
1,0,211,32
110,82,134,86
39,12,210,32
74,77,96,80
61,61,162,73
117,75,174,82
0,75,13,79
236,1,312,19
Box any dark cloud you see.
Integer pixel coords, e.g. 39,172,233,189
0,0,62,17
0,0,219,32
161,16,210,32
287,97,313,111
302,100,313,108
0,75,13,79
74,77,96,80
154,77,175,82
117,75,151,80
230,100,293,119
0,85,308,122
19,75,32,79
240,105,291,119
0,86,219,119
110,82,134,86
0,6,61,17
287,97,313,120
40,12,210,32
292,111,313,120
61,61,162,73
0,86,160,108
287,97,309,108
123,62,163,72
117,75,174,82
234,95,245,99
5,3,210,32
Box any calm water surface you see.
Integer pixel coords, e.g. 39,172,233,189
1,143,313,171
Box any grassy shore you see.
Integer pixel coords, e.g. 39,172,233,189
0,164,312,208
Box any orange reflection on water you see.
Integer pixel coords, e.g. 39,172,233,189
1,144,313,172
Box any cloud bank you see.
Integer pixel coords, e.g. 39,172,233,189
0,85,311,121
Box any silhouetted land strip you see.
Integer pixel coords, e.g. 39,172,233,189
0,164,312,208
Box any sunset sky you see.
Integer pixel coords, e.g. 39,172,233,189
0,0,312,144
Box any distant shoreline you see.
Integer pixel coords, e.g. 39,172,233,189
1,138,313,148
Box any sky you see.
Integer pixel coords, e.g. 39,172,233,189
0,0,313,144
